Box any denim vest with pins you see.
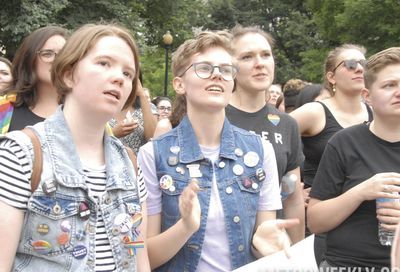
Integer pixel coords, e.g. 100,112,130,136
152,115,266,272
1,107,141,272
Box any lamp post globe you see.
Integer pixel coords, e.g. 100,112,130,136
163,31,173,46
163,31,173,96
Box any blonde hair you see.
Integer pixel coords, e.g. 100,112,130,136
230,24,275,49
323,44,366,95
172,30,233,77
52,23,140,109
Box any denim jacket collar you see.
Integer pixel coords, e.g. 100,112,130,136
177,115,237,163
43,106,135,190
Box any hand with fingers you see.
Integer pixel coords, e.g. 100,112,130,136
112,118,139,138
252,218,300,258
355,172,400,202
179,179,201,234
377,200,400,232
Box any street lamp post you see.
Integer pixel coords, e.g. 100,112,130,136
163,31,173,97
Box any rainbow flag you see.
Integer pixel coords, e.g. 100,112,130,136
0,94,16,134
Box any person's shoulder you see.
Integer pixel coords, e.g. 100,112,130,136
153,121,178,142
290,101,325,116
153,118,173,139
329,123,367,144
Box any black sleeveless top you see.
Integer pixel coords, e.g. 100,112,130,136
8,105,45,132
302,102,373,187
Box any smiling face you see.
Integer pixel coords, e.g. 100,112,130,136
0,61,12,92
364,63,400,120
327,49,366,96
64,35,136,120
173,46,235,113
35,35,66,86
157,99,172,119
233,33,275,94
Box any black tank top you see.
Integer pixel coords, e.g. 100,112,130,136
8,105,45,132
302,102,373,187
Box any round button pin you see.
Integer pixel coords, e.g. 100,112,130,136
170,146,180,154
114,213,133,234
57,232,70,245
167,156,179,166
112,227,120,236
60,220,72,232
252,182,259,190
235,148,244,157
243,151,260,168
218,161,226,168
232,164,244,176
72,245,87,259
159,175,173,190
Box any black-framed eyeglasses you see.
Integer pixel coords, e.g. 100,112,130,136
37,50,58,63
157,106,172,112
333,59,367,72
179,62,238,81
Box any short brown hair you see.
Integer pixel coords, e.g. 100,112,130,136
364,47,400,89
52,23,140,109
323,44,366,95
231,24,275,50
172,30,233,77
283,78,307,93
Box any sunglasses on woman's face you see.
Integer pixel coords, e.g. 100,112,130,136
333,59,367,72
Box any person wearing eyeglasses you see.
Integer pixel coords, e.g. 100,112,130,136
152,96,172,120
0,26,68,133
290,44,373,266
138,30,298,271
308,47,400,271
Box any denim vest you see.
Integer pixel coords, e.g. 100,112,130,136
1,107,141,272
152,116,266,271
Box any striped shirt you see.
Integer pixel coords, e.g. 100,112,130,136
0,139,147,271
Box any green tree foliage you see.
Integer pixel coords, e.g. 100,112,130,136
204,0,324,84
307,0,400,55
140,0,207,49
0,0,144,59
1,0,399,95
140,46,174,99
138,0,208,97
0,0,68,58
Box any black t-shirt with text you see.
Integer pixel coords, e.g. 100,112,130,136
226,103,304,182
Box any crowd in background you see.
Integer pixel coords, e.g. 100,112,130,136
0,21,399,272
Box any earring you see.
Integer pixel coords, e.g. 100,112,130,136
332,84,336,93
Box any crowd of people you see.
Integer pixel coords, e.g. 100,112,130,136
0,21,399,272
